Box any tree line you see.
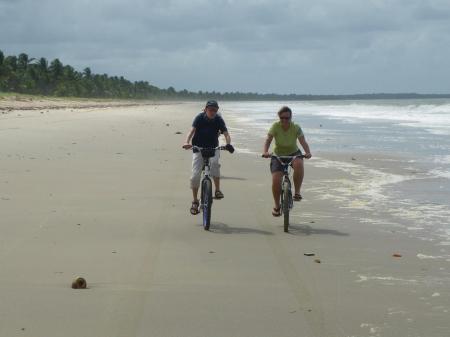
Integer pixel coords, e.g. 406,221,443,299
1,50,449,101
0,50,167,99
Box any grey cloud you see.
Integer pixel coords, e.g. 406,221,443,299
1,0,450,94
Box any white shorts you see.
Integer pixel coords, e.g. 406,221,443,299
190,150,220,189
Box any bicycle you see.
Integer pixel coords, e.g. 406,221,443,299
190,145,231,230
266,154,305,232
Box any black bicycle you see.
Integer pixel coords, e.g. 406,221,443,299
191,145,230,230
270,154,305,232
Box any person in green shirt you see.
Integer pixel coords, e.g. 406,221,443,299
262,106,312,217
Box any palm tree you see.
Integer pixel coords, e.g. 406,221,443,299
18,53,29,70
0,50,5,90
38,57,48,73
49,58,63,80
83,67,92,79
35,57,49,94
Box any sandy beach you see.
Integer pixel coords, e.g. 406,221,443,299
0,100,448,337
0,94,158,111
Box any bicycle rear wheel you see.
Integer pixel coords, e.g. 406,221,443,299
282,180,291,232
201,178,213,230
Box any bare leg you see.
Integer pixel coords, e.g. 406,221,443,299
192,187,199,202
292,158,304,195
213,176,220,192
272,171,283,208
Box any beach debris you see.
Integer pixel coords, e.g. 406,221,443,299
392,253,402,258
166,123,170,126
310,221,315,223
304,253,315,256
175,131,182,134
352,157,357,161
319,124,322,127
432,292,440,297
314,259,321,263
289,310,297,313
209,251,215,254
112,251,117,254
71,277,87,289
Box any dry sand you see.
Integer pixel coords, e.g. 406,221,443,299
0,100,448,337
0,94,157,111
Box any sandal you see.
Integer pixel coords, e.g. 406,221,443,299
293,194,303,201
272,206,281,217
215,190,224,199
190,201,200,215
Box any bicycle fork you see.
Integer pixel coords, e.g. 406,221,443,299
200,160,212,210
282,176,293,211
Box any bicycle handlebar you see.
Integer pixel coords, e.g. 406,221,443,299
192,145,226,151
262,153,305,159
262,153,305,166
271,154,305,159
189,145,235,154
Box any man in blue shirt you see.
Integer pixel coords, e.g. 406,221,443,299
182,100,234,215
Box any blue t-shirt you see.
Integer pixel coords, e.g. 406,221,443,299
192,112,228,148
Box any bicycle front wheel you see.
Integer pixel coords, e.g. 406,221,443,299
201,178,213,230
282,180,291,232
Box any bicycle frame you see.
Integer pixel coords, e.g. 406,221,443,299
273,155,302,212
192,145,226,230
192,145,225,180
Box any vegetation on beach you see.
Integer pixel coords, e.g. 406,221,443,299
1,50,449,101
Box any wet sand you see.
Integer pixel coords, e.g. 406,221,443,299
0,101,448,337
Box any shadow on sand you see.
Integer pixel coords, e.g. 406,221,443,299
287,224,349,236
203,222,274,235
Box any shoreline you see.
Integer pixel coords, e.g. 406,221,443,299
2,93,450,112
0,101,448,336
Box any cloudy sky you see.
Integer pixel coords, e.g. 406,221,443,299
1,0,449,94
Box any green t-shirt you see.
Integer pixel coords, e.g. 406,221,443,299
268,121,304,155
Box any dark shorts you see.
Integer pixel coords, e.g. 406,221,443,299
270,150,303,173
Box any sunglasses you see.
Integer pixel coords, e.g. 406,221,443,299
279,116,291,120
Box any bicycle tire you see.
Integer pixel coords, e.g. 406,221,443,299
282,179,291,232
201,178,213,230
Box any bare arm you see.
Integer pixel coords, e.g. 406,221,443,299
298,135,311,158
222,131,231,145
263,134,273,157
182,127,196,149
